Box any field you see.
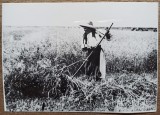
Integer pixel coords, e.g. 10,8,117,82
2,26,158,112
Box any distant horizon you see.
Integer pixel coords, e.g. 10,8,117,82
3,25,158,29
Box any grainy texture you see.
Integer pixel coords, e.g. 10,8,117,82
0,0,159,115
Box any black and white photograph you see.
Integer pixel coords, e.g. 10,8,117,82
2,2,158,112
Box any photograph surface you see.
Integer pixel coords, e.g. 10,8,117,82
2,2,158,112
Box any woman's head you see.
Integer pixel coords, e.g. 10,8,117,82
80,21,95,32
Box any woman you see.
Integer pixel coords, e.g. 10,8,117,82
80,21,110,81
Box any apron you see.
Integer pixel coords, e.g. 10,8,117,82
82,33,106,80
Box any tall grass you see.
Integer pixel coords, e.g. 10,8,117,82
105,49,157,73
3,27,157,112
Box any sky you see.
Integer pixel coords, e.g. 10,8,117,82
2,2,159,27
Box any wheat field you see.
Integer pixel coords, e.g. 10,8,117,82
2,26,158,112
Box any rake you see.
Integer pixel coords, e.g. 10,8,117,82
71,23,114,78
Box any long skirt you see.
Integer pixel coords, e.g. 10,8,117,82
84,45,106,81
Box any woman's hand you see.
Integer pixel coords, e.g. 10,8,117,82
105,32,112,41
